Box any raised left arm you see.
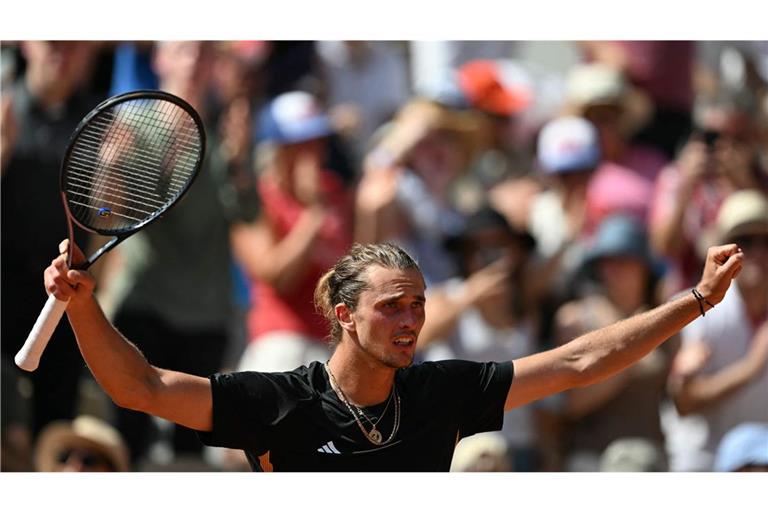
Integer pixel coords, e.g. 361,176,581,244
505,244,743,411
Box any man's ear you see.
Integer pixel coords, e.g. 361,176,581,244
335,303,355,333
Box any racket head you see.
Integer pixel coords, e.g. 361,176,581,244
60,90,206,237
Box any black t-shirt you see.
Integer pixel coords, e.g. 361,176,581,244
197,360,513,471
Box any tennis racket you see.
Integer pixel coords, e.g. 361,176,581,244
15,90,206,372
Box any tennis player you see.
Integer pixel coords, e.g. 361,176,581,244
44,240,742,471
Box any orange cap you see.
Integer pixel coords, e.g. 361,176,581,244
458,60,531,117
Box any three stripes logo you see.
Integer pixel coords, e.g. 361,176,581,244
317,441,341,454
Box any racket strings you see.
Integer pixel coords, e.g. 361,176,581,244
88,100,196,196
65,98,202,233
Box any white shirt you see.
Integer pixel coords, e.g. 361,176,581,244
682,283,768,456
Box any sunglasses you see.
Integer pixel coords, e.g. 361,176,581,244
56,448,112,469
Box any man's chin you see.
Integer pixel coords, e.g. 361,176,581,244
383,353,414,370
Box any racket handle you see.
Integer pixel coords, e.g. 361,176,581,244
15,295,70,372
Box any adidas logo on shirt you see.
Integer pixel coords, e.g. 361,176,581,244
317,441,341,454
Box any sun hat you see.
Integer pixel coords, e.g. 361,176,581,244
537,116,601,174
450,432,511,471
370,98,485,168
563,63,653,137
715,189,768,243
257,91,333,144
600,438,668,472
34,415,130,472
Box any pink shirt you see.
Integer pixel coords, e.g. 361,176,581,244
650,163,729,293
248,171,353,342
586,161,655,234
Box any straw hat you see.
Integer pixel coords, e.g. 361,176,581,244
715,189,768,243
35,415,130,472
563,63,653,137
450,432,511,472
372,98,487,168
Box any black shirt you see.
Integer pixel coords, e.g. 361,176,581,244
197,360,513,471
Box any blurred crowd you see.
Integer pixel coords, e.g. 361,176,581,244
1,40,767,473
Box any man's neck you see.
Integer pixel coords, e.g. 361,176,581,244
327,344,396,407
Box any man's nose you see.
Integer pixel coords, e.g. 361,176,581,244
399,308,422,329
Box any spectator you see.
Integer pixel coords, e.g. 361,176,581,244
419,207,540,470
456,59,534,184
667,189,768,470
356,98,485,285
1,41,101,440
317,41,410,166
553,214,673,471
649,90,768,296
563,63,667,231
233,91,353,373
449,59,544,231
525,116,600,345
104,41,246,466
580,41,695,159
34,415,129,472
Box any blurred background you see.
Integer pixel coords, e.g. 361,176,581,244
1,40,767,473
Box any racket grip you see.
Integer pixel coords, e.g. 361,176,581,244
15,295,70,372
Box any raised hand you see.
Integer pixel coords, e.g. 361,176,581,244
45,240,95,305
695,244,744,305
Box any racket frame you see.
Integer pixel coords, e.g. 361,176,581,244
59,89,207,269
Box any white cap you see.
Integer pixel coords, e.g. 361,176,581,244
537,116,601,174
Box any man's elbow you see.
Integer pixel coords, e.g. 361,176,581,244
107,375,159,413
563,350,596,389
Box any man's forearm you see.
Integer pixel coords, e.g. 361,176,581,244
571,292,703,387
66,295,158,410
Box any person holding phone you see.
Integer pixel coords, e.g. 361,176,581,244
649,91,768,297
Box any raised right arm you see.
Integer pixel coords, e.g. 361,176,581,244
46,240,213,432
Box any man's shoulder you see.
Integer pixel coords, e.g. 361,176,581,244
400,359,510,384
216,361,326,396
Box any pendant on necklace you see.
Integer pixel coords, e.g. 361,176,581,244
367,428,383,444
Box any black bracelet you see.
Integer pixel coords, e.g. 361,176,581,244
692,288,715,317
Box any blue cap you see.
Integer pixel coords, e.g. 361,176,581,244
714,423,768,472
257,91,333,144
584,214,655,268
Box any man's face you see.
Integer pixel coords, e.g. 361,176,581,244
343,265,426,369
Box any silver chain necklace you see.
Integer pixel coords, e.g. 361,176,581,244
324,362,400,446
354,384,395,432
